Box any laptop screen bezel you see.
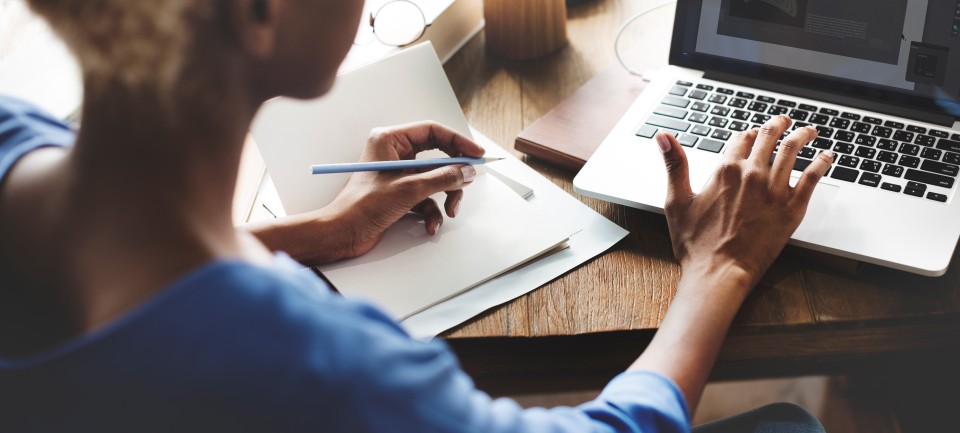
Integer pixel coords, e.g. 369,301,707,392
668,0,958,120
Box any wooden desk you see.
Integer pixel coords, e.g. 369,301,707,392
441,0,960,395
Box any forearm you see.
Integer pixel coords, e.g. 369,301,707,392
242,209,353,265
628,261,754,413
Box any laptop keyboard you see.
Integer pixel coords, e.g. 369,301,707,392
636,80,960,203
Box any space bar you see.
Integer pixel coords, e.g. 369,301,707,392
646,115,691,132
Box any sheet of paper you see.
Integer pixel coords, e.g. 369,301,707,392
401,129,629,338
320,171,572,319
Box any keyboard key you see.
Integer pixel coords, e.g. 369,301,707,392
646,115,691,132
799,147,817,158
736,91,755,99
899,155,920,168
662,96,690,108
921,148,942,160
904,181,926,197
830,166,859,182
954,134,960,141
816,126,834,137
747,102,768,112
636,124,658,138
855,146,876,159
676,80,693,87
708,117,729,128
757,96,776,103
829,118,851,129
798,103,817,112
751,114,772,124
788,109,809,121
882,164,904,177
809,114,830,125
834,131,855,142
936,139,960,152
691,102,710,112
930,129,949,138
876,139,897,151
863,116,882,125
729,121,750,132
792,157,812,171
878,151,898,163
860,160,881,172
731,110,751,121
927,192,948,202
945,152,960,165
855,135,878,147
777,99,797,107
893,131,915,142
915,135,936,147
696,84,714,91
689,90,708,100
698,138,725,153
812,138,833,149
716,87,734,95
688,113,709,123
850,122,872,133
841,112,861,120
820,108,839,116
884,120,905,129
677,134,699,147
833,142,855,154
881,182,902,192
654,104,688,119
768,106,789,116
728,98,748,108
711,130,732,141
905,169,955,188
669,86,688,96
899,143,920,156
710,106,730,116
691,125,712,136
907,125,927,134
920,160,960,177
838,155,860,168
872,126,893,138
858,172,881,187
708,94,728,104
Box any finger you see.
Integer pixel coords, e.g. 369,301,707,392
411,198,444,235
724,128,760,162
770,125,818,187
655,132,694,209
403,163,476,198
390,121,486,159
444,189,464,218
749,115,792,166
791,150,835,208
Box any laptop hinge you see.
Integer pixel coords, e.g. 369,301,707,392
703,70,955,127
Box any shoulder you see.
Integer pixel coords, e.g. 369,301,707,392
0,95,73,181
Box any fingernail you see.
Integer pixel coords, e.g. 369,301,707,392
656,134,671,153
453,198,461,217
822,150,835,161
461,166,477,183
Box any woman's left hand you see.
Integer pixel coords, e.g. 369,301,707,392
246,121,485,265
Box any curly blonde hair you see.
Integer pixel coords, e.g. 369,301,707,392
25,0,213,96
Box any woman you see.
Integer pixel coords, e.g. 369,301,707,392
0,0,833,431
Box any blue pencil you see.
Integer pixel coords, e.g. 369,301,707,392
310,157,504,175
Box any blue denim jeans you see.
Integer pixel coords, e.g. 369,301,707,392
693,403,826,433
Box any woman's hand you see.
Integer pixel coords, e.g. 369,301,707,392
658,114,834,293
246,121,484,266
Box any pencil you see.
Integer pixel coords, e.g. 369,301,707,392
310,157,504,175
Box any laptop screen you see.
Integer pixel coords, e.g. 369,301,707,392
671,0,960,120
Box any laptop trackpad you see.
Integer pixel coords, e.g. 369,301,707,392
792,180,839,240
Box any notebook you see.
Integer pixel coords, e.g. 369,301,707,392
250,43,573,319
574,0,960,276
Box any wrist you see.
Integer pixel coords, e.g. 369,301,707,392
678,258,756,301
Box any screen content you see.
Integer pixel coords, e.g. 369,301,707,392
687,0,960,110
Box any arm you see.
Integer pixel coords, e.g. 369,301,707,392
631,115,833,412
244,121,484,266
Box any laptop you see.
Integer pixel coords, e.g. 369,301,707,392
574,0,960,276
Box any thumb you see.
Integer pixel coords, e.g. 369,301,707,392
655,133,693,208
405,164,476,197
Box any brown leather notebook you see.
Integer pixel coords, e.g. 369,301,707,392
514,65,647,171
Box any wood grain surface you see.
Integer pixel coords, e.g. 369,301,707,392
440,0,960,393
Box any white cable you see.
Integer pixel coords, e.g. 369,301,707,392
614,0,677,80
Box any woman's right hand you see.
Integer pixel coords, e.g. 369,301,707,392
656,115,834,293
